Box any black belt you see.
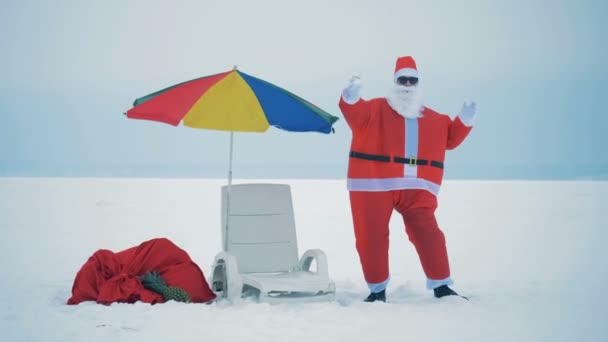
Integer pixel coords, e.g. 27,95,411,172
349,151,444,169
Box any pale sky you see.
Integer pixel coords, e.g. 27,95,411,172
1,0,606,179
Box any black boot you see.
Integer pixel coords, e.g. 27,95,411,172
364,289,386,302
433,285,468,300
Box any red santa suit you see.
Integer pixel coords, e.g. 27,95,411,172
339,56,473,293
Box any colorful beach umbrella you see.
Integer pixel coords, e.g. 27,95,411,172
125,67,338,246
125,67,338,180
126,67,338,133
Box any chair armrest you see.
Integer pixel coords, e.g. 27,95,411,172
299,249,329,277
211,252,243,302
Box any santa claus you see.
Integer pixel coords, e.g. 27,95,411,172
339,56,477,302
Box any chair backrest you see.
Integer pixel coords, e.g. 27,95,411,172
221,183,299,273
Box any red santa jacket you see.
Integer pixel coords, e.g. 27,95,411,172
339,96,472,195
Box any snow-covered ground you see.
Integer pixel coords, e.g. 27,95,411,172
1,178,606,341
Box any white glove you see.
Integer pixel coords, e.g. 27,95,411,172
342,75,362,104
458,101,477,127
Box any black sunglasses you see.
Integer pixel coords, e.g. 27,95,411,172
396,76,419,85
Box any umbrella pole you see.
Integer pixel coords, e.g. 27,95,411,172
224,131,234,251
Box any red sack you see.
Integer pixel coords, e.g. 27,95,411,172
67,238,216,305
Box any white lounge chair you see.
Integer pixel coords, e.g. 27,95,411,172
210,183,335,303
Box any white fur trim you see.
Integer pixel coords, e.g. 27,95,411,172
347,177,441,195
394,68,418,82
368,276,390,293
427,277,454,290
404,118,419,177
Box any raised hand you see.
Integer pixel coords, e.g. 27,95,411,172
458,101,477,127
342,75,362,104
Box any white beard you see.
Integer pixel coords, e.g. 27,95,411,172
386,84,423,119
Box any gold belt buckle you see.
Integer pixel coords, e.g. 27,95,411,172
409,158,417,166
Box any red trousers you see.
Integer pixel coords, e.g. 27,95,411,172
349,189,450,284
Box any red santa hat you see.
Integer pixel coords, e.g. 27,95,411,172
393,56,418,83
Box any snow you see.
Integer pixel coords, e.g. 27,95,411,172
1,178,606,341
